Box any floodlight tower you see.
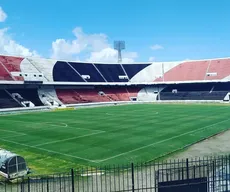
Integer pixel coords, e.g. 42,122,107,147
114,41,125,63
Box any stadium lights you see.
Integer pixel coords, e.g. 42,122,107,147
114,41,125,63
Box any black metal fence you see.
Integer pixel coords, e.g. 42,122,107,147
1,155,230,192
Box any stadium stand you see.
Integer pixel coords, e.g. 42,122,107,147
69,62,106,82
94,64,128,82
122,64,151,79
0,55,24,81
158,83,230,101
154,60,210,82
37,88,62,106
127,87,141,98
101,87,130,101
56,88,125,104
55,86,141,104
53,61,85,82
26,57,55,81
7,89,44,106
0,90,21,108
159,91,228,100
56,89,84,104
0,63,13,80
160,83,214,92
205,59,230,80
2,55,230,83
214,82,230,91
74,89,111,102
1,55,230,109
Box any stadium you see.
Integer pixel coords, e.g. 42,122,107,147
1,54,230,191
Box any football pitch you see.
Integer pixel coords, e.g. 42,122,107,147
0,103,230,174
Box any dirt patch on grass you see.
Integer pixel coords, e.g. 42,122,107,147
171,129,230,160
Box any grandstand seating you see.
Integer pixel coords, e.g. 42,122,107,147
94,64,128,82
122,64,151,79
53,61,85,82
0,55,24,81
1,54,230,109
1,55,230,83
7,89,44,106
56,89,110,104
158,82,230,101
161,83,214,92
0,90,21,108
205,59,230,80
102,87,130,101
56,89,83,104
159,91,228,100
0,63,13,80
127,87,141,98
38,88,62,106
69,62,105,82
155,61,210,82
214,82,230,91
56,87,140,104
75,89,110,102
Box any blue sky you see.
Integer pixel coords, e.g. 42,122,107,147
0,0,230,62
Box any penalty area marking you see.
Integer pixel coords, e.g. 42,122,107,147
1,129,27,139
2,119,68,128
34,131,105,147
94,118,230,163
0,137,97,163
5,119,104,132
2,134,27,139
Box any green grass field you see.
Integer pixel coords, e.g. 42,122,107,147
1,103,230,174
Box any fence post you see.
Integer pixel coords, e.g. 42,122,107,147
47,178,49,192
28,177,30,192
21,177,25,192
4,179,6,192
212,160,215,192
131,163,135,192
186,158,189,180
71,168,75,192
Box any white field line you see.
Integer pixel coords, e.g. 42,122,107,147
2,119,68,127
34,131,105,147
0,138,97,163
0,120,69,135
2,119,104,132
1,134,27,139
1,129,27,136
105,111,159,116
95,118,230,163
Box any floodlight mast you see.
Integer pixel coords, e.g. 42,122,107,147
114,41,125,63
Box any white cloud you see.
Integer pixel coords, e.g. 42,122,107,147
148,56,155,62
0,25,136,62
0,7,39,57
0,7,146,62
0,7,7,22
0,28,40,57
51,27,138,63
150,44,164,51
51,27,109,60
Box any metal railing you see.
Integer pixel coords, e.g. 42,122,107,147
1,155,230,192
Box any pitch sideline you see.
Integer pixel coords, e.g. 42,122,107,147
0,137,97,163
94,118,230,163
